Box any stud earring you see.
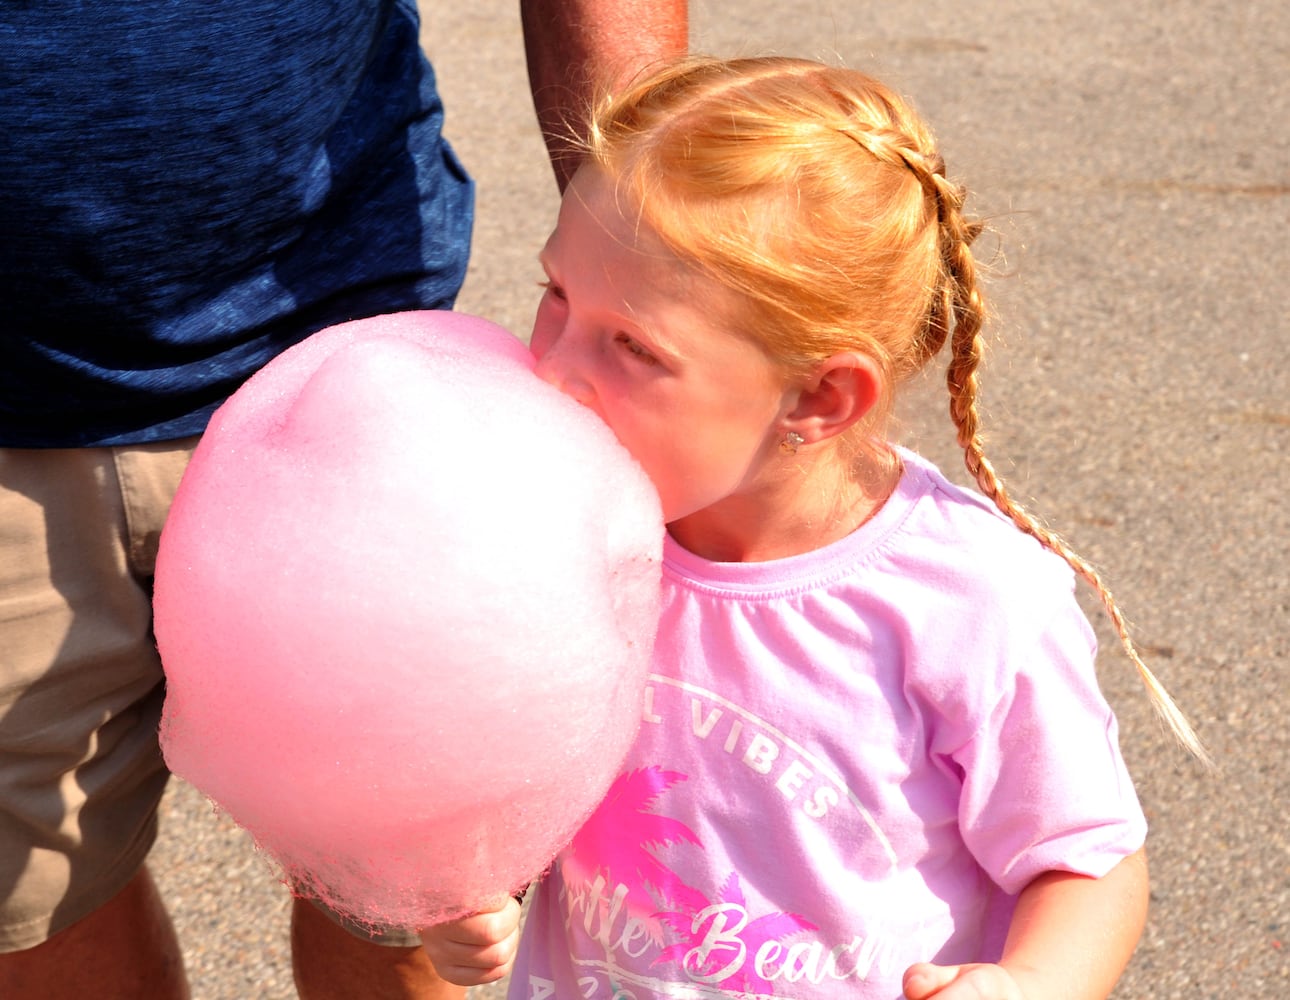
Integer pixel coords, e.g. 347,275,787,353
780,431,805,455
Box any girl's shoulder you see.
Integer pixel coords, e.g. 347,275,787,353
879,450,1099,721
893,448,1078,609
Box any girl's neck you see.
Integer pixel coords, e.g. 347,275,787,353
667,451,903,563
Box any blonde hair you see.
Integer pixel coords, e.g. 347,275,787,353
585,55,1207,761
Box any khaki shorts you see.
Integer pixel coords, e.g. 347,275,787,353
0,442,193,950
0,443,419,951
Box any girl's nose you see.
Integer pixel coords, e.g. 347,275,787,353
532,333,595,407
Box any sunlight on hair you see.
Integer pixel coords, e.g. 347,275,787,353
585,55,1208,763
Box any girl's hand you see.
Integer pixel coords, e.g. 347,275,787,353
419,896,523,987
903,962,1025,999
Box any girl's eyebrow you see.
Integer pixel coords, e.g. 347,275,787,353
628,314,688,366
537,242,691,367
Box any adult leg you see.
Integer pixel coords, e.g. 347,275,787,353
0,866,188,1000
0,444,196,998
291,897,466,1000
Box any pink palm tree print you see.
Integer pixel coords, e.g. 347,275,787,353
563,766,708,924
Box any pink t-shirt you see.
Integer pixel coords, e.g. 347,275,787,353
512,450,1146,999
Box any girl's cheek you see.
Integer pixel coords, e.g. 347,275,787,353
529,329,557,368
529,326,552,363
528,295,565,362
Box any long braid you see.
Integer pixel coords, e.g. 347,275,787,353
596,57,1207,762
929,169,1210,762
835,126,1207,757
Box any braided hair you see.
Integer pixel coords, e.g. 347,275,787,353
584,56,1206,760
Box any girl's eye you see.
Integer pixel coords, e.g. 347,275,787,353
538,279,566,301
614,332,658,365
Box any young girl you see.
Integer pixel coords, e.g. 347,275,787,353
421,55,1203,999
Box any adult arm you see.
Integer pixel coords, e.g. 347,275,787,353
903,848,1150,1000
520,0,689,189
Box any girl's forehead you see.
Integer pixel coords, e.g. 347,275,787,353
563,168,653,247
554,171,697,285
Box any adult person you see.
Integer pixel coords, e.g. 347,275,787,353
0,2,687,998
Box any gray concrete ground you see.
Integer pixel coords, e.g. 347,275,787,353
149,1,1288,996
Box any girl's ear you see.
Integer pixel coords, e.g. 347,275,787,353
782,352,884,444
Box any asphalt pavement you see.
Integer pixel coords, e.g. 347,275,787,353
148,1,1288,996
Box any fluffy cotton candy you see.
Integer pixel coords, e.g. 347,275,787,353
154,310,663,929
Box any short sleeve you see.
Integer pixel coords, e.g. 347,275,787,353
953,595,1148,895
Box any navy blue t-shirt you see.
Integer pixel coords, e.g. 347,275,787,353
0,0,474,446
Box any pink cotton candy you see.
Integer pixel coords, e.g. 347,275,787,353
154,310,662,929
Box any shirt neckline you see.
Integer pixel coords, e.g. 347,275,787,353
661,447,933,596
